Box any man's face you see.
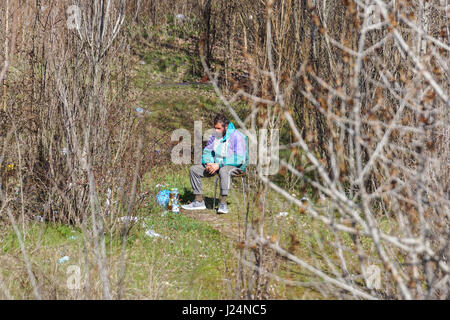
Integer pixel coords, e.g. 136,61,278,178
214,122,227,138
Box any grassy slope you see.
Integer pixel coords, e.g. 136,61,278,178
130,35,327,299
0,29,325,300
0,35,238,299
0,24,395,300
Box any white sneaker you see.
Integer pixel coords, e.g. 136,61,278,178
181,200,207,211
217,203,229,214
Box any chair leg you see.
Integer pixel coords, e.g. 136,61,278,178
213,176,219,210
241,176,245,209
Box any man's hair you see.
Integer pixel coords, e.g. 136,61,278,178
213,114,229,127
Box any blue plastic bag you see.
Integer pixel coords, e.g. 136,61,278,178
156,189,171,208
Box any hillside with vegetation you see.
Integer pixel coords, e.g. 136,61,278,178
0,1,448,300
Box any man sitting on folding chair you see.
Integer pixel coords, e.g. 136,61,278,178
182,114,248,214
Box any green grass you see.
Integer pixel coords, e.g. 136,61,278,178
0,164,237,299
0,25,402,300
134,42,203,85
0,203,234,299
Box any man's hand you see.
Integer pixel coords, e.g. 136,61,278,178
206,163,220,174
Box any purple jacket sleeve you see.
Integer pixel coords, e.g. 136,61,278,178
201,135,215,165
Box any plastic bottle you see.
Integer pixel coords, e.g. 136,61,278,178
168,189,174,211
172,188,178,202
172,188,179,213
172,188,180,213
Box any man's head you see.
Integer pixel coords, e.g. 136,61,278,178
213,114,229,138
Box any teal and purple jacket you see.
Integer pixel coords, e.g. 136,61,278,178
201,122,248,172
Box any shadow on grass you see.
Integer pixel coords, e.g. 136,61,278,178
180,187,218,210
204,197,217,210
180,187,194,203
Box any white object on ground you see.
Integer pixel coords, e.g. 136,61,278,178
145,229,164,238
175,14,187,22
278,212,289,217
145,229,173,243
136,107,152,115
58,256,70,264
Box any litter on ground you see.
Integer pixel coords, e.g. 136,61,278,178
58,256,70,264
145,229,173,243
